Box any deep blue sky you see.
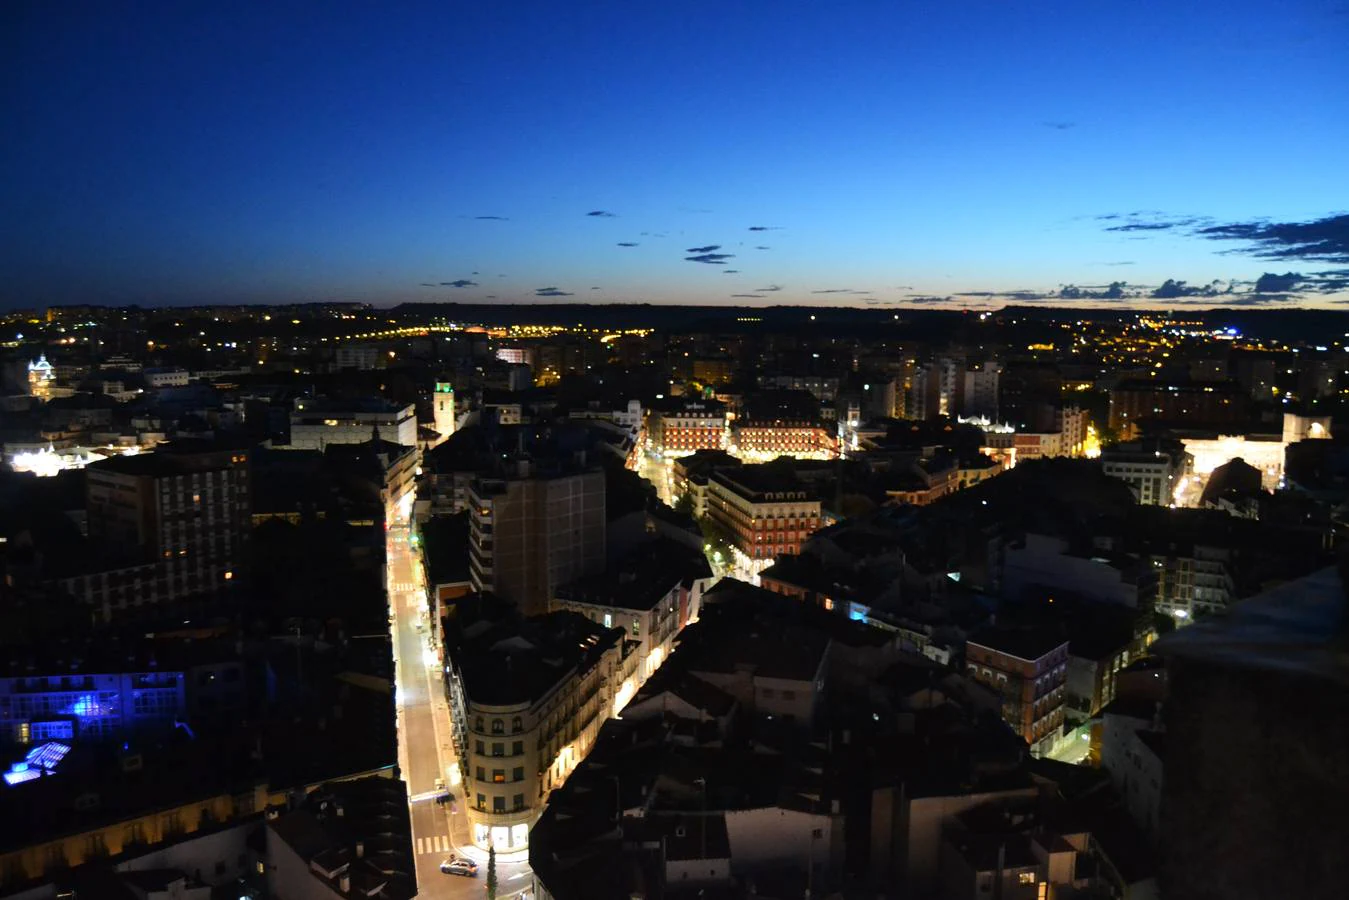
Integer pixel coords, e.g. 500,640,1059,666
3,1,1347,310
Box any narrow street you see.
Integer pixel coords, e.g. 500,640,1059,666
387,517,532,899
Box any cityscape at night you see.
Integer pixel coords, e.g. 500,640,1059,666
3,3,1348,900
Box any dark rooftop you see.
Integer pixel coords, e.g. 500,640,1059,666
968,624,1069,662
453,610,625,707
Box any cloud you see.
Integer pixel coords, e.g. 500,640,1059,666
730,294,764,299
755,285,782,292
903,296,953,305
723,269,740,274
754,245,772,250
1254,272,1303,293
1059,281,1130,300
1152,278,1227,299
441,280,477,288
586,210,617,217
617,242,639,247
474,215,509,221
419,282,437,287
534,287,573,296
1042,121,1076,130
590,286,602,290
1196,213,1349,264
686,244,721,253
684,253,735,265
811,288,867,294
1102,261,1136,266
747,225,782,231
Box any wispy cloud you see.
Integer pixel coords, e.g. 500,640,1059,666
1042,121,1076,130
731,293,764,299
686,244,721,253
684,253,735,265
616,242,639,247
755,285,782,292
754,245,771,250
473,215,509,221
586,210,617,218
534,287,573,296
723,269,740,274
747,225,782,232
1196,213,1349,264
441,279,477,288
419,282,437,287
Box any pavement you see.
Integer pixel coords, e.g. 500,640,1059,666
386,518,534,899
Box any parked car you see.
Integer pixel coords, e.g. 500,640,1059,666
440,856,478,877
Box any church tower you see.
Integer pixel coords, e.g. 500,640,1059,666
433,382,456,445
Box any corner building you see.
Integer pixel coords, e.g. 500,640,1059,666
447,610,626,852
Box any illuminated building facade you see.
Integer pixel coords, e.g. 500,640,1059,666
447,611,625,851
649,399,727,456
707,465,822,577
27,354,54,400
554,539,713,716
966,627,1069,757
0,670,186,744
1180,412,1332,492
1100,440,1191,506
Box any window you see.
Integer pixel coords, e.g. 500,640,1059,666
603,612,613,629
513,766,524,782
493,769,505,783
492,719,504,734
512,794,524,810
493,796,506,813
1018,872,1037,885
475,740,485,755
631,618,640,637
476,767,485,782
492,743,504,757
475,716,484,731
512,740,524,755
477,793,486,810
512,716,523,733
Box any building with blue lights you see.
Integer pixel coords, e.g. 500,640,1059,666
0,670,186,744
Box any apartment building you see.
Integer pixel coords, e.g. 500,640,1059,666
966,626,1069,757
447,610,626,851
670,449,740,518
554,539,714,713
68,441,250,617
1101,439,1191,506
706,464,822,577
733,391,837,460
468,462,606,617
648,399,727,456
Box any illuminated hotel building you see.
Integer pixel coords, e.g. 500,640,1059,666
447,610,625,852
706,464,823,577
648,399,727,456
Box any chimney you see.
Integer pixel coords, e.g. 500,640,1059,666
339,874,350,894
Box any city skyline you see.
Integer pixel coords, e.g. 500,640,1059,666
3,1,1347,310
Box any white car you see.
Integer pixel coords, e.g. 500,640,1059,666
440,856,478,877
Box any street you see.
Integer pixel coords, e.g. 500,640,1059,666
386,516,533,899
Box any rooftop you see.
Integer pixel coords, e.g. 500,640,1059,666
453,610,625,707
556,538,711,612
968,624,1069,662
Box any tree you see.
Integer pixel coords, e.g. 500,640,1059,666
485,843,497,899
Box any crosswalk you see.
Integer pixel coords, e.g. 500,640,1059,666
415,835,452,855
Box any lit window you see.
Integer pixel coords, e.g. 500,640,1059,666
224,571,233,581
1018,872,1036,885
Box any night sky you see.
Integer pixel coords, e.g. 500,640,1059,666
3,1,1347,310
